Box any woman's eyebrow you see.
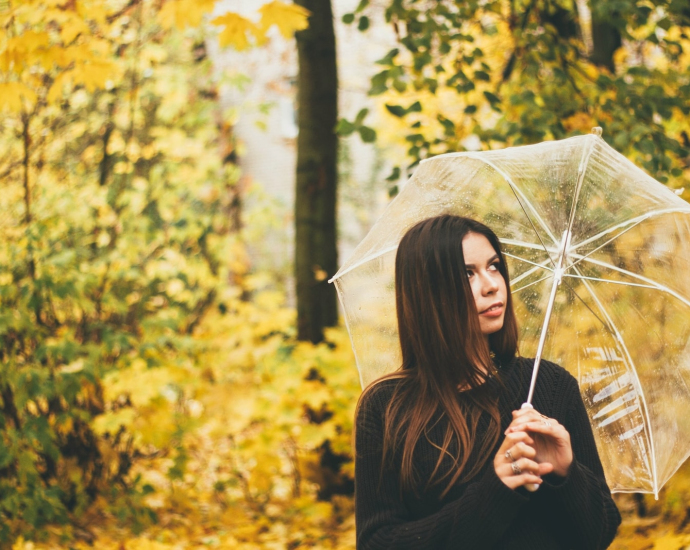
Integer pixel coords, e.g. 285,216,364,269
464,254,499,270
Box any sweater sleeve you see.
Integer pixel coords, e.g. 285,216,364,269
536,373,622,549
354,387,530,550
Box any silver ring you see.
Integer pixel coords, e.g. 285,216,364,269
511,461,522,475
505,449,513,461
542,419,552,427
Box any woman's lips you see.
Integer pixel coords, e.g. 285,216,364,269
480,304,504,317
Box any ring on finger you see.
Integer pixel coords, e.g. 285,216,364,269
511,461,522,475
542,419,552,427
505,449,514,461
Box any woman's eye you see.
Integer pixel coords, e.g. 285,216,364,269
489,263,499,271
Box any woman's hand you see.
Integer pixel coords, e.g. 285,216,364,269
505,408,573,478
494,431,553,490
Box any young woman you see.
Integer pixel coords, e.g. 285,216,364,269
354,215,621,549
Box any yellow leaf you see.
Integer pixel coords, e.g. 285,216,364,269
2,31,51,73
210,12,258,50
562,112,596,133
158,0,216,30
9,31,51,53
60,14,91,43
92,408,136,436
653,533,690,549
258,0,310,39
71,59,117,91
0,82,37,112
34,45,70,71
46,71,71,104
78,1,108,25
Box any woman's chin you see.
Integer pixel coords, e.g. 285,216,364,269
480,316,505,335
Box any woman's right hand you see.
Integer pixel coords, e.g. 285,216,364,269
493,431,553,490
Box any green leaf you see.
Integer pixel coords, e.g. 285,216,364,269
385,104,406,117
464,104,477,114
405,133,424,143
413,52,432,71
335,118,356,136
354,108,369,125
342,13,355,24
637,139,655,154
483,91,501,105
385,166,401,181
375,48,399,66
369,70,389,95
437,115,455,137
358,15,370,31
613,132,629,149
474,70,490,82
355,0,369,12
358,125,377,143
392,79,407,93
407,101,422,113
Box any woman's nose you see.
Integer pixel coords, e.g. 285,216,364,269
481,272,499,294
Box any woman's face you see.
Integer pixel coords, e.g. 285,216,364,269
462,232,507,335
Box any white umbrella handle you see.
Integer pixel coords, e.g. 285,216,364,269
520,403,540,492
520,229,571,491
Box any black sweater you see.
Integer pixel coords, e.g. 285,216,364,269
354,357,621,549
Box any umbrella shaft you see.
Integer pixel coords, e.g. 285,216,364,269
525,229,571,405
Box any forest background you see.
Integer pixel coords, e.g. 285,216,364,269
1,0,690,548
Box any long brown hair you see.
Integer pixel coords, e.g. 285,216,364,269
359,215,519,498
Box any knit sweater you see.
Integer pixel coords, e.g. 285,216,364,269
354,357,621,549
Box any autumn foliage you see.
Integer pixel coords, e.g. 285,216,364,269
0,0,353,547
3,0,690,548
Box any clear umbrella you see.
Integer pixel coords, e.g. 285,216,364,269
330,128,690,496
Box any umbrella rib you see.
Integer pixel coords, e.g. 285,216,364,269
465,154,558,268
564,134,597,246
328,244,399,282
570,264,659,495
559,278,613,332
567,208,690,273
511,274,553,294
570,207,690,254
503,250,555,270
500,238,557,253
567,220,646,273
569,254,690,309
562,274,658,291
510,260,553,286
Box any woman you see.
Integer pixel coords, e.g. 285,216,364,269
354,215,621,549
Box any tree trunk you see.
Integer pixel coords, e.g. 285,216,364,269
590,9,621,73
294,0,339,343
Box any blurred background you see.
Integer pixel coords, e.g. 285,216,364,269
1,0,690,547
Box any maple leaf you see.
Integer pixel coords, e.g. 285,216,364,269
158,0,216,30
0,82,37,112
60,14,90,43
46,71,70,104
258,0,310,38
71,59,118,91
210,12,258,51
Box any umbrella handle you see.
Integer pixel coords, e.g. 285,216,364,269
520,402,540,492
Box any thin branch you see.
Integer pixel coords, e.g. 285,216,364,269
106,0,143,23
0,160,22,182
501,0,537,83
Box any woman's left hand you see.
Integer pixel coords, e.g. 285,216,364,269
505,408,573,478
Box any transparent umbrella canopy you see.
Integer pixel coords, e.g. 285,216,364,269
330,129,690,496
